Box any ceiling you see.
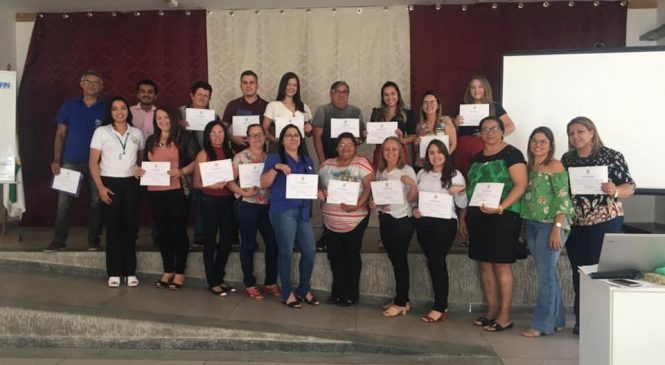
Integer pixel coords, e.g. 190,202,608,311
4,0,613,13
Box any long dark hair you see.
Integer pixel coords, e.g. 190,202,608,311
278,125,308,167
422,139,456,189
379,81,407,122
103,96,133,126
276,72,305,113
202,120,233,161
527,126,556,171
148,108,181,154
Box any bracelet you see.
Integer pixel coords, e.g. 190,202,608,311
179,168,184,176
613,189,619,199
498,204,504,214
273,166,279,172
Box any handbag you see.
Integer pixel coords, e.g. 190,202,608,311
514,238,530,260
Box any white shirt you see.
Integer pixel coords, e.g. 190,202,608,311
416,169,468,220
90,124,144,177
264,101,312,122
375,165,417,219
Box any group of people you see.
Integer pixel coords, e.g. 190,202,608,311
47,70,635,335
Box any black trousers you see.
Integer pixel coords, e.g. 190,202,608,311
379,212,414,307
416,217,458,312
326,216,369,303
201,194,235,287
101,176,139,277
148,189,189,274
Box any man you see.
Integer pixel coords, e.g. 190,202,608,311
130,79,158,144
311,81,366,252
45,70,106,252
222,70,268,152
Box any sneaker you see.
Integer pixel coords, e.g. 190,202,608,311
244,286,264,300
88,242,101,251
44,241,66,252
108,276,121,288
127,276,139,287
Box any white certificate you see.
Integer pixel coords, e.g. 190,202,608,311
469,182,504,208
330,118,360,138
275,115,305,139
140,162,170,187
185,108,216,131
419,135,450,158
418,191,453,219
370,180,405,205
326,180,360,205
199,159,234,187
285,174,318,200
568,166,608,195
51,168,82,196
459,104,489,126
366,122,398,144
238,163,264,188
232,115,260,137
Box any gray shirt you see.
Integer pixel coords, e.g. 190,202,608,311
312,103,365,159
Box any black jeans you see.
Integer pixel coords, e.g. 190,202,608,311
201,194,235,287
379,212,414,307
326,215,369,303
101,176,139,277
148,189,189,274
236,200,278,287
416,217,457,312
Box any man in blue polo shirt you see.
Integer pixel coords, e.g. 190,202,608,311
45,70,106,252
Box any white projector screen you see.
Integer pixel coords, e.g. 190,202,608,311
502,48,665,193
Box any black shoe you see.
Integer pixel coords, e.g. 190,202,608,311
44,242,66,252
337,299,354,307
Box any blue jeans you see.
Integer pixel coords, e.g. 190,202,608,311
270,207,316,302
525,221,568,334
236,201,278,287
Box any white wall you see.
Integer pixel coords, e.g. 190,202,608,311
15,22,34,84
626,8,658,46
0,4,17,72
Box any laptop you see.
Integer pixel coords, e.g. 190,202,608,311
596,233,665,274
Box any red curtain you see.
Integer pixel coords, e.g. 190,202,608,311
410,2,626,115
18,10,208,225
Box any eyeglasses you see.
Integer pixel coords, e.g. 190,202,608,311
530,139,550,146
480,126,500,134
248,133,265,139
81,79,102,85
338,143,355,149
284,134,300,140
332,89,349,95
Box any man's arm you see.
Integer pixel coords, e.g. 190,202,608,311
312,126,326,164
51,124,67,175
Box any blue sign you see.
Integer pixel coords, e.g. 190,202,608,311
0,82,10,89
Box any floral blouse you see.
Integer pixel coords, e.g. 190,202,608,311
520,171,574,230
561,146,634,226
232,149,269,204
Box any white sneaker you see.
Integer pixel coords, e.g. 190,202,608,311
108,276,121,288
127,276,139,287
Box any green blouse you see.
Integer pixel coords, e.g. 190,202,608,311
520,170,574,229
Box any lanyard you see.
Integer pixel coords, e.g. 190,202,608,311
115,132,129,155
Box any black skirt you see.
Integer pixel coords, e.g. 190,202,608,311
467,207,521,264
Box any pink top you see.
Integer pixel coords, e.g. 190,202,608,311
147,144,181,191
130,104,156,143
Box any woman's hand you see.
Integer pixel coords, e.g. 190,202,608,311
413,208,422,219
304,122,313,134
401,175,416,188
601,181,617,196
395,129,403,139
454,115,464,127
274,163,291,175
134,166,145,178
317,189,327,201
167,168,182,178
549,227,562,251
340,203,359,212
99,186,114,204
210,181,227,190
448,184,466,196
479,204,502,215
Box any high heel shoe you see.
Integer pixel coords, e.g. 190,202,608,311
382,301,410,311
421,310,447,323
169,274,185,290
382,304,409,317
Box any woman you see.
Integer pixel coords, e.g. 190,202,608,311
561,116,635,335
453,75,515,177
262,72,313,151
520,127,574,337
466,116,527,332
136,108,199,290
369,81,416,169
261,125,318,308
413,91,457,171
318,132,374,306
226,124,280,300
413,140,467,323
369,137,418,317
89,96,144,288
193,121,236,296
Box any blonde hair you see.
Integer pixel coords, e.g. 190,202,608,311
566,116,604,157
378,137,406,172
463,75,496,116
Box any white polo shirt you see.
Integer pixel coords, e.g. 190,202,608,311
90,124,144,177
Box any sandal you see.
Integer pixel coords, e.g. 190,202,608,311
244,286,264,300
297,293,320,306
521,329,544,337
283,300,303,309
484,321,514,332
473,316,495,327
209,285,227,297
383,304,409,317
382,302,410,311
421,311,447,323
220,282,236,293
263,284,281,298
169,274,185,290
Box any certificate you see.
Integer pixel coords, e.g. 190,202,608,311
140,162,170,187
232,115,260,137
199,159,234,187
285,174,318,200
366,122,398,144
275,115,305,139
330,118,360,138
459,104,489,126
568,166,608,195
469,182,504,208
238,163,264,188
418,191,453,219
419,135,450,158
185,108,216,131
370,180,405,205
326,180,360,205
51,168,82,196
